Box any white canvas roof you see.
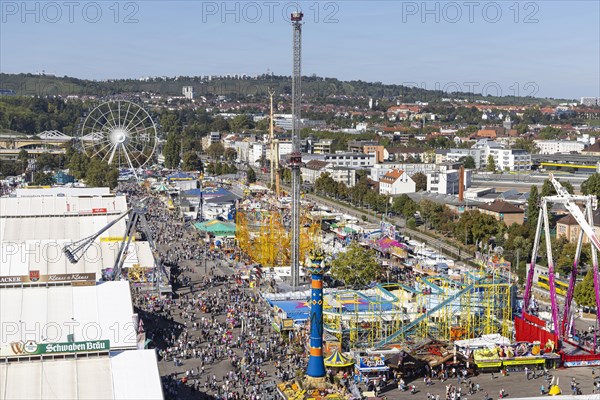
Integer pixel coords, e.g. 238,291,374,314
1,240,153,278
14,187,111,197
454,334,512,349
0,281,136,349
0,350,163,400
0,195,127,217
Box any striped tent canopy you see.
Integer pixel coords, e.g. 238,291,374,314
324,350,354,367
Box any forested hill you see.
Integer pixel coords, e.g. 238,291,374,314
0,73,570,105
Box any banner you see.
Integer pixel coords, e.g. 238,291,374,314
100,236,136,242
1,340,110,357
0,273,96,285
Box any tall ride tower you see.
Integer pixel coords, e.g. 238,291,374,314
305,250,328,378
290,11,303,288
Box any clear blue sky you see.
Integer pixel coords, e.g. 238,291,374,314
1,1,598,99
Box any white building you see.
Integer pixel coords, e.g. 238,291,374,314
301,161,357,188
379,169,416,195
487,148,532,171
581,97,600,106
251,143,265,166
445,148,485,169
426,168,473,195
324,153,376,169
471,139,532,171
370,163,438,181
182,86,194,100
534,140,586,155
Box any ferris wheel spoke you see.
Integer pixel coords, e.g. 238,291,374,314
93,141,113,159
122,101,132,129
117,101,121,127
122,144,137,171
127,114,151,134
108,102,119,129
125,142,143,165
98,107,118,131
124,105,143,131
107,143,120,164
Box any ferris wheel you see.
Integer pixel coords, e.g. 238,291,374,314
80,100,158,171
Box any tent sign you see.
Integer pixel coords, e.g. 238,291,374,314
4,340,110,356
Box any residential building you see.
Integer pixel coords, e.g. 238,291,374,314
435,149,449,164
182,86,194,100
202,131,222,150
426,168,472,195
326,166,356,188
477,200,525,226
363,145,387,163
251,143,265,166
301,160,331,184
301,161,357,188
556,210,600,244
379,169,416,195
386,147,432,163
534,140,585,154
583,141,600,156
313,139,334,154
487,148,532,171
348,140,379,153
370,163,438,181
324,152,376,168
445,148,485,169
580,97,600,106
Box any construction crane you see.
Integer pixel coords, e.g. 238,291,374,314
523,174,600,338
289,11,303,288
268,88,280,197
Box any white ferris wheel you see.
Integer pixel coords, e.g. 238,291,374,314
80,100,158,171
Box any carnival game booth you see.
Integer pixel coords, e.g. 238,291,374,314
354,353,389,383
456,334,560,372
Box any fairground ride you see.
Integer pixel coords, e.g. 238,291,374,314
320,270,513,350
522,174,600,339
236,208,320,269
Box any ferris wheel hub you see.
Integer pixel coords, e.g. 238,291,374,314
110,128,128,144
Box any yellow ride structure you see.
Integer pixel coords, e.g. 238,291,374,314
236,207,320,268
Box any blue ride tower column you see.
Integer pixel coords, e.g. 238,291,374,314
305,250,329,378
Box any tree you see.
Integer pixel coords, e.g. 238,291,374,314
18,149,29,173
246,167,257,184
411,172,427,192
330,241,383,287
541,179,574,197
486,155,496,172
513,138,539,154
574,270,596,307
391,194,419,219
459,155,476,169
32,172,54,186
224,148,237,161
581,173,600,201
85,158,119,189
526,185,539,226
67,152,90,179
181,151,202,171
163,133,181,169
207,143,225,160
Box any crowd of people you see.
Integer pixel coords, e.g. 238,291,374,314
118,182,310,399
